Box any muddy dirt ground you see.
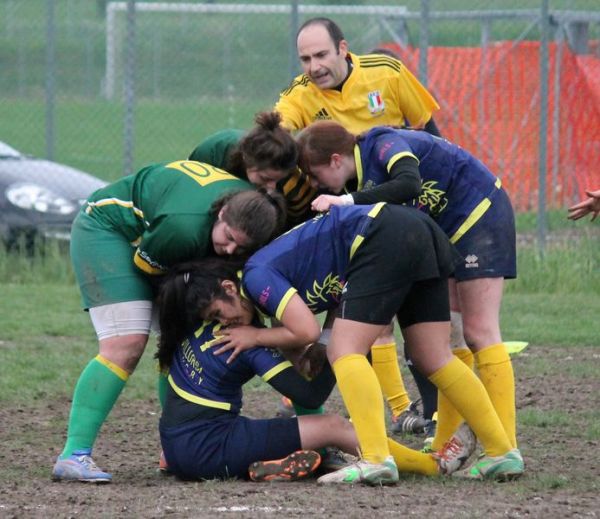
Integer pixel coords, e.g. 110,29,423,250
1,345,598,518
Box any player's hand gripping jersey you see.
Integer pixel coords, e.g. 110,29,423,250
167,319,292,415
276,53,439,133
355,127,502,243
83,161,250,274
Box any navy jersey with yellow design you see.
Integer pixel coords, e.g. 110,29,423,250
168,320,292,415
83,161,250,274
243,203,385,320
356,127,501,243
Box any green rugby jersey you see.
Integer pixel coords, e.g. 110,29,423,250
84,160,251,275
189,129,315,225
188,129,246,179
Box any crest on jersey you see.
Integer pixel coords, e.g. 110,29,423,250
367,90,385,115
305,273,344,310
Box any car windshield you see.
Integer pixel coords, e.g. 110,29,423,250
0,141,22,158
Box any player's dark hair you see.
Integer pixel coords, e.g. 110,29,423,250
211,188,287,250
296,121,356,175
155,258,244,370
297,17,345,52
242,111,298,175
227,112,298,182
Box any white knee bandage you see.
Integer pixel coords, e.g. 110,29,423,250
89,300,154,340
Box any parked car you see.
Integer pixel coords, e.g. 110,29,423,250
0,141,107,248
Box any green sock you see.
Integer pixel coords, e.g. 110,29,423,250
292,403,324,416
157,370,169,409
61,356,128,458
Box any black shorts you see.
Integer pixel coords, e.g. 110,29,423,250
337,205,459,326
338,277,450,327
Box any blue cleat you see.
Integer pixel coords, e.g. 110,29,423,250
52,450,112,483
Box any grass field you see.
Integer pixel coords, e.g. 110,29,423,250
0,218,598,515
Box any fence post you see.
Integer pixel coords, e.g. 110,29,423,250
45,0,56,161
418,0,430,87
478,18,491,159
552,24,564,207
538,0,549,255
289,0,300,80
123,0,136,176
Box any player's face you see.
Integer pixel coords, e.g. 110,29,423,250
308,154,351,194
211,208,251,256
246,167,284,190
297,25,348,89
202,291,254,327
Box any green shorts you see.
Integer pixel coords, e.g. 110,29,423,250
70,211,153,309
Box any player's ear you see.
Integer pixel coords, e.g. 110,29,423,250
221,279,239,296
338,39,348,57
331,153,343,168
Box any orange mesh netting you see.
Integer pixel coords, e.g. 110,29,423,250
384,41,600,212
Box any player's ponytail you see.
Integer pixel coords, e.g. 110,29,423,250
155,258,243,370
239,111,298,176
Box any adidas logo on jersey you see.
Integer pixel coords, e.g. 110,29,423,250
465,254,479,268
314,108,331,121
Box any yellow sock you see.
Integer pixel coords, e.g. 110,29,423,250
431,347,474,451
429,357,512,457
475,343,517,448
371,343,411,417
388,438,438,476
332,354,389,463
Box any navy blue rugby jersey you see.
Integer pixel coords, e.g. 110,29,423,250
356,127,502,243
168,320,292,414
242,203,385,320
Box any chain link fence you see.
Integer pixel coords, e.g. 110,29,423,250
1,0,599,218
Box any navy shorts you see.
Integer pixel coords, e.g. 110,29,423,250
159,413,301,480
452,188,517,281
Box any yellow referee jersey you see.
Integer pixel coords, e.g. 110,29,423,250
275,52,439,134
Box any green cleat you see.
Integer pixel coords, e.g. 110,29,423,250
454,448,524,481
317,455,399,486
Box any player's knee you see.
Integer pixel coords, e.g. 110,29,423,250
99,334,149,373
327,413,353,434
461,319,500,350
